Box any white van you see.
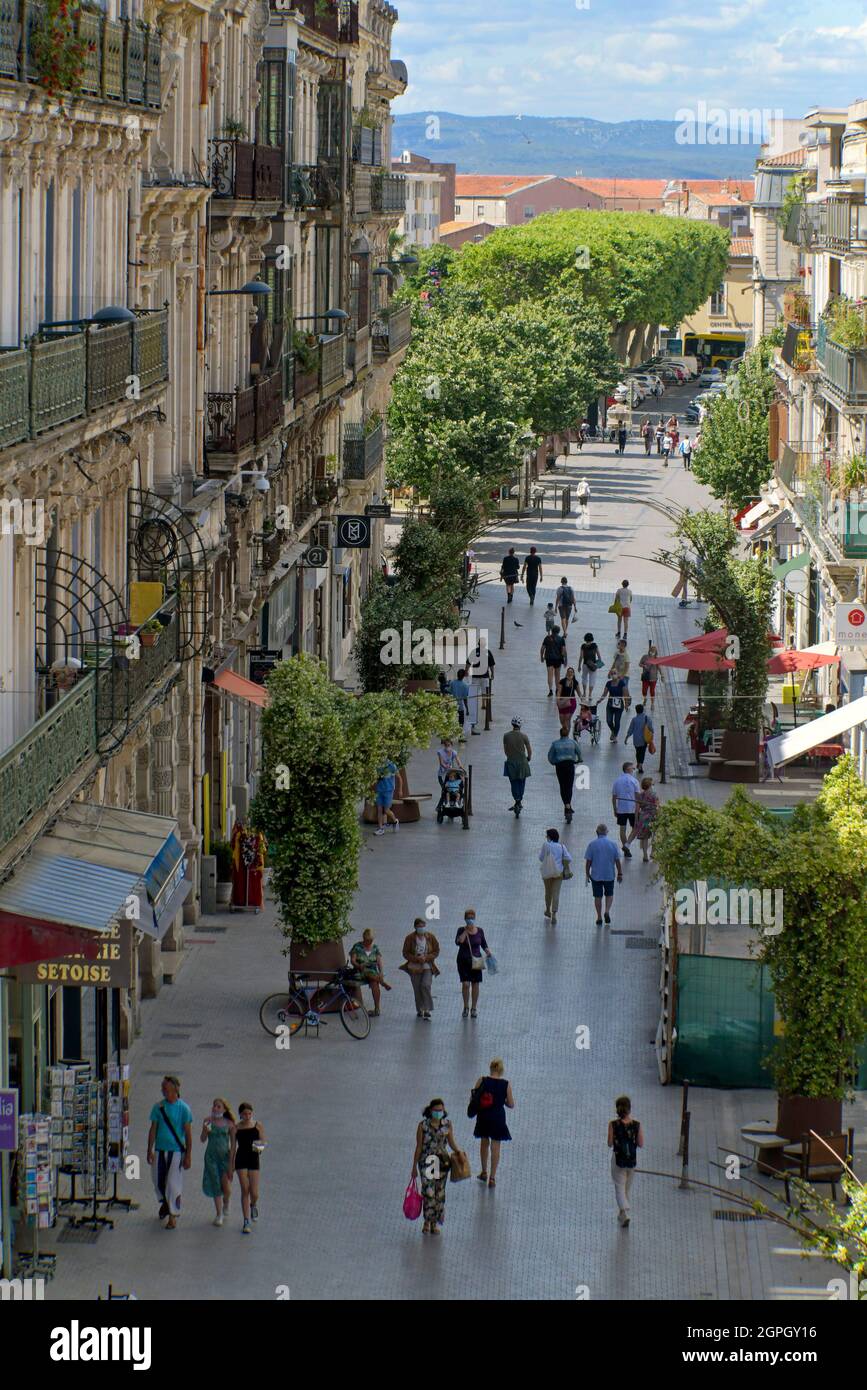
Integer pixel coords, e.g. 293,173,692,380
666,355,699,378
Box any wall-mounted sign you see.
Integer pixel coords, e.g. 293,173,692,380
336,515,371,549
15,919,133,989
249,649,280,685
302,546,329,568
365,503,391,518
0,1087,18,1151
836,602,867,646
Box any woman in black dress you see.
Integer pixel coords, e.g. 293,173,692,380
470,1058,515,1188
455,910,492,1019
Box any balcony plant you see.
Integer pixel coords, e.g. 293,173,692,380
211,838,233,906
222,118,248,141
30,0,93,98
363,410,382,437
139,618,163,648
824,296,867,350
291,329,318,374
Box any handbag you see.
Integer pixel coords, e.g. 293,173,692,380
485,954,498,975
449,1150,471,1183
562,862,574,880
643,724,654,746
540,846,560,880
467,1085,481,1118
647,740,656,755
403,1178,423,1220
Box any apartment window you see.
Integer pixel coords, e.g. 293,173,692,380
257,57,285,148
477,204,486,218
455,202,462,216
349,252,369,330
523,205,535,220
710,283,726,315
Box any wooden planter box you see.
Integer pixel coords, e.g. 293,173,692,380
708,729,760,783
288,939,360,1011
777,1094,843,1142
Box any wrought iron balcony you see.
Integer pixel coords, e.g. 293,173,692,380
0,676,96,851
251,528,285,577
815,199,867,255
0,2,161,107
289,162,343,210
352,125,383,166
343,419,384,480
777,445,867,561
205,370,285,454
293,349,320,403
288,0,359,42
371,170,406,213
209,139,282,202
371,303,412,358
346,326,371,377
0,308,169,451
816,321,867,405
320,333,345,392
293,482,320,529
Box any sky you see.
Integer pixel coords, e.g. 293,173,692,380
391,0,867,123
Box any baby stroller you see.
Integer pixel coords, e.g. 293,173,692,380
436,769,469,829
574,702,601,747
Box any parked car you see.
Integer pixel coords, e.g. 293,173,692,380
698,367,724,387
666,355,700,378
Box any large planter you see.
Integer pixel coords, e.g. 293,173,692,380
288,938,357,1012
403,679,440,694
216,880,233,907
776,1094,844,1142
708,729,760,783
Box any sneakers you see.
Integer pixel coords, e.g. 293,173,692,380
618,1210,630,1228
604,913,611,925
417,1011,424,1019
422,1012,432,1021
213,1214,224,1227
392,820,400,832
623,847,633,859
242,1219,251,1234
251,1203,259,1221
547,690,553,698
374,827,386,836
470,1009,478,1019
550,914,557,925
610,734,617,742
544,910,551,919
462,1007,469,1018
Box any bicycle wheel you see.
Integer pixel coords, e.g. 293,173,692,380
339,993,371,1039
259,991,306,1038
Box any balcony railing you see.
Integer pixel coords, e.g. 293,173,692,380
816,321,867,405
209,139,282,201
0,3,161,107
289,162,342,210
777,444,867,560
352,125,383,166
0,309,169,450
320,333,345,391
371,170,406,213
371,303,412,358
205,370,285,453
816,200,867,254
347,326,370,376
293,350,320,403
293,482,320,529
0,676,96,850
289,0,359,42
343,420,384,480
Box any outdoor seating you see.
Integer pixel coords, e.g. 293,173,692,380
782,1133,849,1204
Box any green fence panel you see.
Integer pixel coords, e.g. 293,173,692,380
673,954,776,1088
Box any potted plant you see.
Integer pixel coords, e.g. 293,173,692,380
292,329,319,375
139,618,163,648
212,839,234,906
222,117,247,141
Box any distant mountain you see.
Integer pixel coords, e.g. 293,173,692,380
391,113,761,179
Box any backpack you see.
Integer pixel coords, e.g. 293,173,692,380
612,1119,639,1169
557,586,574,608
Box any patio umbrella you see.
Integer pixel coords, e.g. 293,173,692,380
684,627,783,652
766,649,840,729
655,650,736,756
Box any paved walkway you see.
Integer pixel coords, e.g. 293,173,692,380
44,401,865,1302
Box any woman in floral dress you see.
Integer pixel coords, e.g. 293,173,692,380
629,776,660,863
411,1098,460,1235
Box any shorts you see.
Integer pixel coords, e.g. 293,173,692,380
546,660,564,669
375,790,394,809
591,879,615,899
641,679,657,696
620,606,631,619
557,608,571,620
616,812,636,827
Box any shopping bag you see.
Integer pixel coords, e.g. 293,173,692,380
608,600,621,615
647,741,656,756
539,847,560,880
643,724,654,746
403,1178,423,1221
485,954,498,975
449,1150,471,1183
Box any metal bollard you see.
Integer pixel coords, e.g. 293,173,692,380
677,1080,689,1155
679,1111,691,1190
467,765,473,817
659,724,667,784
499,607,505,650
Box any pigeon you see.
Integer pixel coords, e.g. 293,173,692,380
514,621,523,628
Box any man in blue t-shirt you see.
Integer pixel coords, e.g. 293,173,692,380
584,824,623,927
374,758,399,836
147,1075,193,1228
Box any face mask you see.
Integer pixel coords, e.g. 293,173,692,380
212,1108,224,1120
415,928,425,936
431,1110,444,1120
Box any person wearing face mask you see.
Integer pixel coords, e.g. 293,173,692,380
201,1098,237,1227
455,909,492,1019
411,1098,461,1235
400,917,440,1021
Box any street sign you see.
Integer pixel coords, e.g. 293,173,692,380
785,567,809,597
249,650,280,685
302,545,328,568
336,515,371,549
365,503,391,518
0,1088,18,1151
835,601,867,645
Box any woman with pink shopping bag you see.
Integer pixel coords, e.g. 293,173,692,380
409,1098,462,1235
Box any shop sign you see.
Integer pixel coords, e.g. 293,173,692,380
0,1087,18,1150
15,919,133,989
835,602,867,646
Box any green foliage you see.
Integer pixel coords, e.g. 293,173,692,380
352,574,457,693
823,295,867,350
776,171,816,231
428,473,491,540
392,518,460,596
251,654,455,948
652,761,867,1099
211,839,233,882
692,337,778,507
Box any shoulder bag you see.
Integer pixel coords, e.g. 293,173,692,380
158,1104,188,1155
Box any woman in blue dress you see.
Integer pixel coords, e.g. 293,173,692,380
470,1059,515,1188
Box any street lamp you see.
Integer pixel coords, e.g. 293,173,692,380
295,308,349,336
38,303,138,330
207,279,273,298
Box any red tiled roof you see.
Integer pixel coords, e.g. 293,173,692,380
454,174,552,197
759,147,808,168
565,177,667,199
730,236,754,256
665,179,755,202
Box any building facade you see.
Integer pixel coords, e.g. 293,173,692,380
453,174,602,227
391,156,443,247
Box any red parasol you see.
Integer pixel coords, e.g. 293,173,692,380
684,627,783,652
654,650,736,671
766,650,840,675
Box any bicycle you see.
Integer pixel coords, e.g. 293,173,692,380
259,968,371,1040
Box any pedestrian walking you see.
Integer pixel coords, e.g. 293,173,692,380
539,827,573,925
576,477,590,529
610,639,631,697
547,728,583,823
625,703,654,771
503,716,532,816
234,1102,266,1235
500,547,520,604
576,420,587,451
655,420,664,454
544,603,557,633
584,823,623,926
608,1096,644,1228
521,546,543,605
638,643,662,710
679,435,693,470
450,667,471,741
470,1059,514,1188
556,665,579,735
200,1098,236,1227
641,419,653,456
578,632,603,701
629,776,660,862
455,909,492,1018
671,550,690,608
373,758,399,835
603,670,629,742
411,1099,461,1235
613,580,632,638
436,737,465,788
540,625,567,697
661,432,672,466
349,927,392,1016
611,762,641,858
147,1075,193,1231
555,577,577,635
616,424,627,456
400,918,440,1020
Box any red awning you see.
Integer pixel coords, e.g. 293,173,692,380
0,911,104,970
212,670,270,708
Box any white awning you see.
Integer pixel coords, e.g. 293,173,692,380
740,498,770,529
765,695,867,770
751,508,791,542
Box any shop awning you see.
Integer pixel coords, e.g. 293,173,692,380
765,695,867,770
750,508,791,543
772,549,811,581
0,854,136,969
212,669,270,708
740,498,771,529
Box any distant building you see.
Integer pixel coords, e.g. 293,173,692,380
677,234,755,368
392,163,444,248
453,174,602,226
750,145,811,340
663,179,755,236
565,177,668,212
393,149,456,222
438,220,497,248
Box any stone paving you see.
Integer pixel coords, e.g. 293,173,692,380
43,398,865,1302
